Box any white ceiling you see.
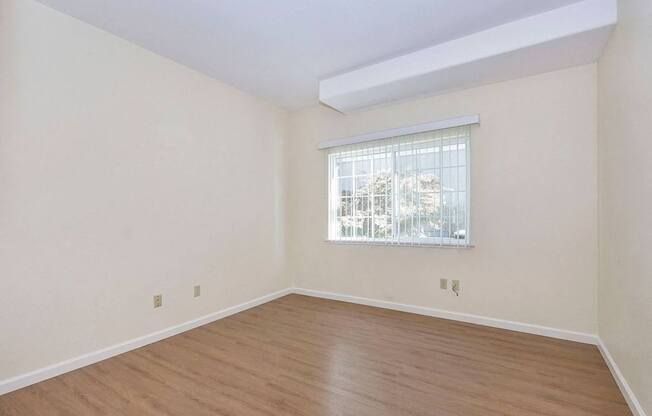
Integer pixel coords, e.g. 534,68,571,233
37,0,584,110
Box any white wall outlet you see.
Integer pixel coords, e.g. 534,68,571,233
193,285,201,298
440,278,448,290
452,280,460,296
153,294,162,308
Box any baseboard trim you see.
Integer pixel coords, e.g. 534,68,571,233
292,287,599,345
597,339,647,416
0,287,292,396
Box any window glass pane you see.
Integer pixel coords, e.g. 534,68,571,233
441,219,451,239
441,194,451,216
434,147,442,169
338,197,352,217
457,144,466,165
399,173,416,193
374,155,392,174
355,159,371,176
373,216,391,239
399,154,416,172
419,170,438,192
339,178,353,197
420,217,439,238
442,167,458,191
355,196,370,216
419,192,436,217
442,141,456,167
340,218,353,237
337,160,353,176
458,167,466,191
354,217,372,239
399,215,417,238
364,217,372,239
453,191,467,240
355,175,371,195
371,174,391,197
418,150,435,170
373,196,385,216
433,191,442,218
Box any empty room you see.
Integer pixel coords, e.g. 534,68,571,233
1,0,650,415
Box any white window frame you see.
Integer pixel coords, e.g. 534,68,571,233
325,120,475,248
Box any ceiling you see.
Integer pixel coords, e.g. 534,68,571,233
37,0,584,110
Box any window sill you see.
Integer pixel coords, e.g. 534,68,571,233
324,239,475,249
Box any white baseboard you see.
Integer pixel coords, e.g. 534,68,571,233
0,287,292,396
597,339,647,416
292,288,599,344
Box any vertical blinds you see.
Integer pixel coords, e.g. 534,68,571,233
327,125,471,247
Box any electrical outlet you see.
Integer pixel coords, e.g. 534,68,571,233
452,280,460,296
153,294,162,308
193,285,201,298
440,278,448,290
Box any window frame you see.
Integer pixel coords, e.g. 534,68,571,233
326,126,472,248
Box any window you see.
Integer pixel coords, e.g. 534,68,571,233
327,125,470,246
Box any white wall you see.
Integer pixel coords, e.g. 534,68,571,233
598,0,652,412
287,65,599,334
0,0,288,381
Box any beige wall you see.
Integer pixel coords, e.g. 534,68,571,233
598,0,652,412
287,65,599,334
0,0,288,380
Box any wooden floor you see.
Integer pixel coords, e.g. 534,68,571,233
0,295,630,416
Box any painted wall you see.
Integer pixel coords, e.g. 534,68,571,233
287,65,599,334
598,0,652,412
0,0,288,381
